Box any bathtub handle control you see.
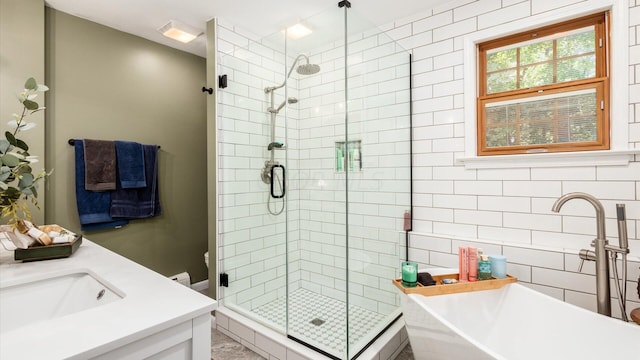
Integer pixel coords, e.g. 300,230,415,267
578,249,596,272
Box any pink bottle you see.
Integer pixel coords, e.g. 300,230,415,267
468,247,478,282
459,246,468,282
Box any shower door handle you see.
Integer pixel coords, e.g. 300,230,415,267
270,164,285,199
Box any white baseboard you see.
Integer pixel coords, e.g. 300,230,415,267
191,279,208,292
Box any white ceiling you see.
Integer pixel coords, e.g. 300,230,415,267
44,0,447,57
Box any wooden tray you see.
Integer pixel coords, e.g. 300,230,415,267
393,272,517,296
15,234,83,262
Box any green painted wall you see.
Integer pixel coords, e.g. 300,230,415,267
0,0,46,225
44,8,209,283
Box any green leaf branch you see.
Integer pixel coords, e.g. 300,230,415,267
1,77,51,225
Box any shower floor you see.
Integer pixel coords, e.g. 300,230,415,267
252,288,386,356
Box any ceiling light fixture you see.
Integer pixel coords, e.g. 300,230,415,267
158,20,203,43
286,23,312,40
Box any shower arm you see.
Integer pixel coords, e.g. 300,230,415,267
264,54,310,93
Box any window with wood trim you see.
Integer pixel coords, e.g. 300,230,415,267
477,12,609,156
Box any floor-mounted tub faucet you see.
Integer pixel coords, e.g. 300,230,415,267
552,192,611,316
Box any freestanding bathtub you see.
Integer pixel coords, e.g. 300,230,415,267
400,282,640,359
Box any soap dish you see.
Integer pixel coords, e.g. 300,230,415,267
14,234,83,262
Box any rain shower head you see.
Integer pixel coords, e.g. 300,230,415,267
265,54,321,94
297,63,320,75
286,54,320,79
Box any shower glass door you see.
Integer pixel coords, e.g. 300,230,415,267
283,5,348,359
216,19,289,334
344,10,411,357
218,2,410,359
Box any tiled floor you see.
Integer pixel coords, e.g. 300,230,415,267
211,325,265,360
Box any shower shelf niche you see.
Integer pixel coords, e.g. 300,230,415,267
335,140,361,172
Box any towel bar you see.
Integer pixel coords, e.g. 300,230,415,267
68,139,160,149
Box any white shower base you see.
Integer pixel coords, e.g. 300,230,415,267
252,288,387,356
215,289,408,360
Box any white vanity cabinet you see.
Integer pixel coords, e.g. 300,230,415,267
0,240,217,360
92,314,211,360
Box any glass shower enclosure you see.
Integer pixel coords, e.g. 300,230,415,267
217,3,411,359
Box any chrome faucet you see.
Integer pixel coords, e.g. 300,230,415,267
552,192,611,316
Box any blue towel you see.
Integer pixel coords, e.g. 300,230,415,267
110,144,162,219
115,141,146,189
74,140,129,231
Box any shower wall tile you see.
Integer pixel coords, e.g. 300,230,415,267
531,0,582,14
502,181,561,198
451,239,502,256
477,226,531,245
533,267,596,294
410,233,452,253
477,196,530,213
531,230,592,252
432,17,477,42
412,11,452,34
453,0,502,21
503,246,564,270
478,169,529,183
432,165,475,180
453,180,502,196
477,1,531,29
413,39,455,60
433,221,478,238
503,212,561,232
427,250,458,269
562,181,637,200
454,209,502,227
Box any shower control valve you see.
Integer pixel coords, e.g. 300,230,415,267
261,160,279,184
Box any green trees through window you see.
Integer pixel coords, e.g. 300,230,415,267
477,13,609,155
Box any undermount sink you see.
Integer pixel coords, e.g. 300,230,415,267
0,270,123,333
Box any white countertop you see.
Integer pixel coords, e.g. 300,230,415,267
0,239,217,359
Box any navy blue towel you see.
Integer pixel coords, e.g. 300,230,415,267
115,141,146,189
74,140,129,230
110,144,162,219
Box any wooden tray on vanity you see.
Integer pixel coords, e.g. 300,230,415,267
15,234,83,262
393,272,517,296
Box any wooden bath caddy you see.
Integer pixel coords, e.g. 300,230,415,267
393,273,517,296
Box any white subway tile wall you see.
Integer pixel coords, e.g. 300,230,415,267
386,0,640,319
